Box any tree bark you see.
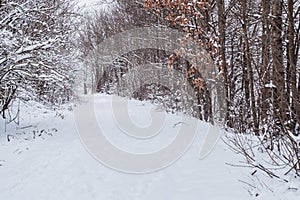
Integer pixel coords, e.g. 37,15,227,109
261,0,271,134
241,0,259,135
217,0,229,126
271,0,287,134
287,0,299,133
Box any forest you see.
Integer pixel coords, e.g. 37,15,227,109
1,0,300,181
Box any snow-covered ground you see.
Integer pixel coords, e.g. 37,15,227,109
77,0,114,11
0,94,299,200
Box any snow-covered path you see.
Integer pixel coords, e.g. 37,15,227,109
0,95,286,200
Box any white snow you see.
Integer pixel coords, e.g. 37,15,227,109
77,0,99,6
77,0,114,11
265,83,276,88
0,94,299,200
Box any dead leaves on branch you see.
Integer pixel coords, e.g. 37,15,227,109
144,0,223,91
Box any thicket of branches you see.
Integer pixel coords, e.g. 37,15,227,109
0,0,77,120
78,0,215,119
145,0,300,175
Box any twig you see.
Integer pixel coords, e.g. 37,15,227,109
173,121,184,128
238,179,257,189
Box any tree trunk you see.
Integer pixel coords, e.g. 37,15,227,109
287,0,299,133
217,0,229,125
271,0,287,134
261,0,271,134
241,0,259,135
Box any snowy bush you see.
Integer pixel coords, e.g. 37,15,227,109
0,0,77,119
